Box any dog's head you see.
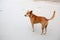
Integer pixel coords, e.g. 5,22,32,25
24,10,33,17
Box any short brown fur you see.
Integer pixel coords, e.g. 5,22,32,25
25,10,55,35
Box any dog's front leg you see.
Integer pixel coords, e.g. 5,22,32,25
30,20,34,32
32,24,34,32
30,18,34,32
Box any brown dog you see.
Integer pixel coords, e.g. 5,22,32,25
25,10,55,35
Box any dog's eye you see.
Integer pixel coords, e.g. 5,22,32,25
27,13,29,14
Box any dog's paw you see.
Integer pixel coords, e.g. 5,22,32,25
32,30,34,32
41,33,43,35
41,33,46,35
43,32,46,35
43,33,46,35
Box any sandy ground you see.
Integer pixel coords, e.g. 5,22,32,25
0,0,60,40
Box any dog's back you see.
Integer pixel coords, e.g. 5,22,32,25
30,14,48,24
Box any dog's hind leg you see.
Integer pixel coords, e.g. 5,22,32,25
41,25,45,35
44,23,48,35
44,25,48,34
41,22,48,35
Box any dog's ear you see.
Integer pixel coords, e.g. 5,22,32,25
30,10,33,14
30,10,33,17
54,10,56,13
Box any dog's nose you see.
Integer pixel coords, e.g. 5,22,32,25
24,15,26,16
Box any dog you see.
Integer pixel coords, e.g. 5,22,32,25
25,10,55,35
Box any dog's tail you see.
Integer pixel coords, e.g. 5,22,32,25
48,11,55,20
